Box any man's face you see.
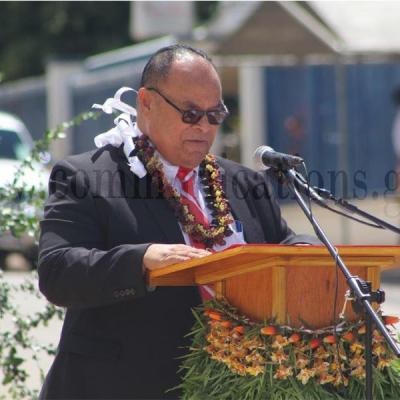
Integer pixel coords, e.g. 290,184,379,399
138,55,223,168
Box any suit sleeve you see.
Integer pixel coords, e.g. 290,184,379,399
38,159,150,309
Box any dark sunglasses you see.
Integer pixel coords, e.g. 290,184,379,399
146,87,229,125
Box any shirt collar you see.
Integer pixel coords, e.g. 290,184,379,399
158,153,200,184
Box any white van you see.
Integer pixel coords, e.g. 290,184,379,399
0,111,49,268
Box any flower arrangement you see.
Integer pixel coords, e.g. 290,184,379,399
178,299,400,399
133,135,233,248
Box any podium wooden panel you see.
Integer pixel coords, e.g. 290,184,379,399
148,245,400,328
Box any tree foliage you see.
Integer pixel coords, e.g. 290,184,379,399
0,1,219,83
0,110,100,399
0,2,132,82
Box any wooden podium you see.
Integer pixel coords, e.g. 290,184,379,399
148,245,400,328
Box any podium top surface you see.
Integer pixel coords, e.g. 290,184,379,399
147,244,400,287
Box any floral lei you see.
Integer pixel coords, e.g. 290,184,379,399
132,135,234,248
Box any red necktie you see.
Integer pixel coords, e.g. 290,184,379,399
176,167,214,301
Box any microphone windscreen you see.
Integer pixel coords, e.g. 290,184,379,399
253,145,274,170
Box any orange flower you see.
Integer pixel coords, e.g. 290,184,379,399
274,365,293,380
319,373,335,385
342,331,354,342
295,356,309,369
373,329,384,342
233,325,245,334
358,325,366,334
383,315,400,325
310,338,321,349
220,320,232,328
289,333,301,343
208,311,222,321
260,326,277,336
323,335,336,344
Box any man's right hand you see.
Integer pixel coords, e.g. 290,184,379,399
142,244,211,272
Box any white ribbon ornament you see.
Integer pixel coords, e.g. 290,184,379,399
92,87,147,178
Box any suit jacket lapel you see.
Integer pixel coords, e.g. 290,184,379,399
222,166,265,244
143,194,185,244
115,147,184,244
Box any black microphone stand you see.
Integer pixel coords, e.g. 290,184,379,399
276,167,400,400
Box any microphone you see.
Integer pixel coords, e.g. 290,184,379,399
253,146,304,170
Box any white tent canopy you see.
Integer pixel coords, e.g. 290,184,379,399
310,1,400,54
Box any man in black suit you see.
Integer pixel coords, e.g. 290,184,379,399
38,44,297,399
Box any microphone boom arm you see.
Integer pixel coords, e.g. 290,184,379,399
291,171,400,235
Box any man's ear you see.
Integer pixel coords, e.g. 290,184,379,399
138,87,151,112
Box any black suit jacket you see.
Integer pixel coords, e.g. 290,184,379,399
38,145,294,399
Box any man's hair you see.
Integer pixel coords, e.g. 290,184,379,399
140,44,215,88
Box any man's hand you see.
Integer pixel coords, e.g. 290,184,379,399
143,244,211,272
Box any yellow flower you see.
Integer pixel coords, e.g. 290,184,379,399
319,373,336,385
216,227,224,235
296,368,316,385
338,347,348,361
350,341,364,354
270,350,288,364
314,361,329,374
350,366,365,379
372,343,386,356
295,356,309,369
206,164,214,172
244,337,263,350
333,373,349,387
272,335,290,349
246,365,265,376
349,355,365,368
377,357,391,370
210,350,225,362
314,346,330,359
274,365,293,380
232,363,246,376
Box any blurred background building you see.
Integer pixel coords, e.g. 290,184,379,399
1,1,400,245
